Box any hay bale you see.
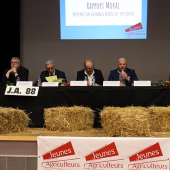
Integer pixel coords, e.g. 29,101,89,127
44,106,94,131
100,106,151,137
148,106,170,132
0,107,30,134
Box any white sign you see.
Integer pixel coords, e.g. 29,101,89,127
42,82,59,87
65,0,142,26
134,81,151,86
38,136,170,170
5,86,39,96
16,81,33,86
70,81,87,86
103,81,120,86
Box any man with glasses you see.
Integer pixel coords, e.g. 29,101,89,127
34,60,66,86
76,60,104,86
1,57,29,86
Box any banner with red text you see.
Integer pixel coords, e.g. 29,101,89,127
38,137,170,170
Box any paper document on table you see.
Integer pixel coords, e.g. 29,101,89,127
45,75,58,82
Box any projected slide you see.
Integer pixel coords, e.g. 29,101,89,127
60,0,148,39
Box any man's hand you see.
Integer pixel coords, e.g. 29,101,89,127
120,83,126,86
94,83,100,86
87,81,90,86
6,67,18,78
12,67,17,73
6,68,14,78
121,72,130,82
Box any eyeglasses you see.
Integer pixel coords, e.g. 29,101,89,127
46,67,54,70
11,62,19,64
86,67,93,70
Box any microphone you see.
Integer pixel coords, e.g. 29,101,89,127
122,69,125,73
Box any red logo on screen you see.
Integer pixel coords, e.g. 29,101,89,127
129,143,163,162
42,141,75,160
85,142,119,161
125,22,143,32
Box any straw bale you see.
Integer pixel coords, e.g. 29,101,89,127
148,106,170,132
100,106,151,137
44,106,94,131
0,107,30,134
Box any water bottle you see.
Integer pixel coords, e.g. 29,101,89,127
84,75,88,81
37,77,41,86
16,77,20,85
84,75,88,86
91,76,95,86
16,77,20,81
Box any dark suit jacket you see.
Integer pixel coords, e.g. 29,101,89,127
108,68,138,86
34,69,67,86
76,68,104,86
1,66,29,86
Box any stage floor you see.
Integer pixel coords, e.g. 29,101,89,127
0,128,170,141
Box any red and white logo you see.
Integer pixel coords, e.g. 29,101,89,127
129,143,163,162
85,142,119,161
125,22,143,32
42,141,75,160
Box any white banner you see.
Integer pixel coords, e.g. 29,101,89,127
65,0,142,26
38,137,170,170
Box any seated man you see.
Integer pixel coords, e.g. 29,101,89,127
108,58,138,86
76,60,104,86
34,60,67,86
1,57,29,86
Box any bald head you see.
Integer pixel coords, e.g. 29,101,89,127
118,58,127,72
84,60,94,75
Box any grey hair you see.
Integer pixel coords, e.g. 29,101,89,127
45,59,55,66
118,58,126,61
11,57,20,64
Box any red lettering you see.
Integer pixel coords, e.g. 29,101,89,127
137,150,160,160
93,149,115,159
50,148,72,158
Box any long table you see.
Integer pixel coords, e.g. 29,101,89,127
0,86,170,128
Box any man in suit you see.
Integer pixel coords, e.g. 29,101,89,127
34,60,66,86
1,57,29,86
76,60,104,86
108,58,138,86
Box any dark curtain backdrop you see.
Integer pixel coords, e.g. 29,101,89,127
1,0,20,81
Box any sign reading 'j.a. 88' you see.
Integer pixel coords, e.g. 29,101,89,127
38,137,170,170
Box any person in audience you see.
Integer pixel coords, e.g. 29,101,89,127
1,57,29,86
76,60,104,86
34,59,66,85
108,58,138,86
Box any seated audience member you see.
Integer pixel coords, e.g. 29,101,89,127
76,60,104,86
34,60,67,86
108,58,138,86
1,57,29,86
